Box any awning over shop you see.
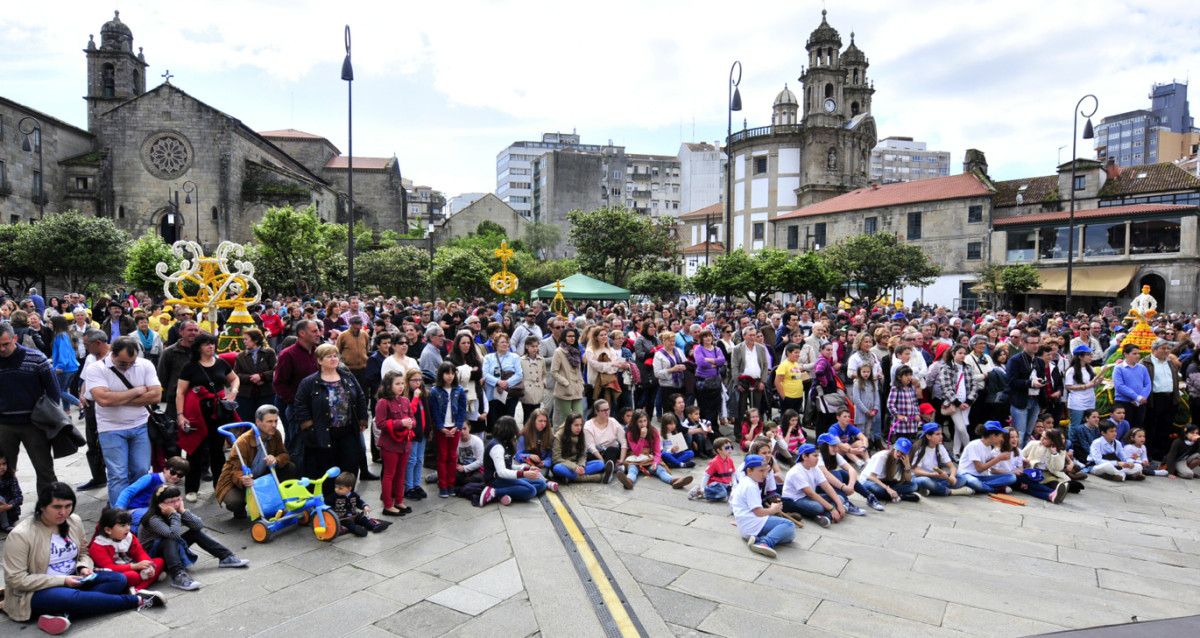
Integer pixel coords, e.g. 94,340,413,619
1028,265,1138,296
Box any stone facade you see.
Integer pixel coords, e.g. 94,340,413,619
436,193,526,243
0,98,97,224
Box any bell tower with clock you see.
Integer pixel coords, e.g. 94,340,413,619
796,10,876,207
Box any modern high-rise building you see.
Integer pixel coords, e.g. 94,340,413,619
869,136,950,184
678,142,723,216
1095,81,1200,166
496,132,611,218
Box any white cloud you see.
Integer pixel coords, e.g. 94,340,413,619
2,0,1199,193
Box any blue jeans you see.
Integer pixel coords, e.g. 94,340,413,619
831,469,874,501
704,482,729,501
913,474,966,496
781,495,827,519
960,473,1018,494
56,370,80,409
1068,408,1090,429
30,570,138,619
753,516,795,549
1009,402,1041,442
552,460,606,482
627,464,674,485
492,477,547,502
99,424,151,506
1014,473,1056,501
662,450,695,467
863,479,917,499
406,438,427,490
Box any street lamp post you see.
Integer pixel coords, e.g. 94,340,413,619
341,25,356,294
725,61,742,256
18,117,44,219
182,180,200,245
1065,94,1098,313
427,223,436,302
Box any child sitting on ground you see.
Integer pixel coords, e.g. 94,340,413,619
1088,421,1144,482
827,408,870,467
690,436,735,501
331,472,392,537
731,455,795,559
740,408,764,451
682,404,716,458
781,443,846,528
138,484,249,591
659,414,695,468
762,421,794,466
782,410,806,457
0,452,22,533
618,410,693,490
89,507,164,591
1123,428,1168,476
115,456,189,534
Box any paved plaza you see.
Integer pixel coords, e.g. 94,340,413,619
4,442,1200,638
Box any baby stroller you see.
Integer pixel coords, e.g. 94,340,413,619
217,422,341,543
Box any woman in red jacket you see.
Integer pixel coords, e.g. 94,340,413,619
89,508,164,590
374,371,414,516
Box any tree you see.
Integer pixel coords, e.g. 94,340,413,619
124,231,180,293
822,233,941,304
568,207,678,288
689,249,835,308
977,263,1040,308
0,224,39,297
628,270,685,300
251,205,339,295
432,246,492,299
691,250,755,301
524,222,562,257
358,246,431,297
475,220,507,238
26,211,128,292
778,250,838,299
521,258,578,293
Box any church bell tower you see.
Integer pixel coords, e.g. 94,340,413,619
84,11,148,132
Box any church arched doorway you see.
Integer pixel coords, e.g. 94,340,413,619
158,208,178,245
1138,273,1166,310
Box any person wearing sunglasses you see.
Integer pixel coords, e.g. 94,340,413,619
113,456,190,535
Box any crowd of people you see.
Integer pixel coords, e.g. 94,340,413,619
2,287,1198,633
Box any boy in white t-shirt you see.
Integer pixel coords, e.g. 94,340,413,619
780,443,845,528
730,455,794,559
957,421,1019,494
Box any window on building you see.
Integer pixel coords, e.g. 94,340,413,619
1129,217,1181,254
787,225,799,249
752,222,764,241
32,171,42,199
967,242,982,260
1073,176,1086,191
864,216,877,235
118,205,125,219
906,212,922,240
211,206,219,221
73,176,89,190
102,64,115,98
813,222,826,248
1038,226,1074,260
0,160,6,187
967,205,983,223
1083,221,1126,256
1006,230,1036,262
754,157,767,174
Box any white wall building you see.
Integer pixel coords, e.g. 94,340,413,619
446,192,486,216
678,142,723,217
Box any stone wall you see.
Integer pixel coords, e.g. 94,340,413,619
436,194,526,243
322,167,407,232
0,101,95,223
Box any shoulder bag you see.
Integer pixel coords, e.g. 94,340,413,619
110,366,180,457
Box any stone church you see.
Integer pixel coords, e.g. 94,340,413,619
0,11,407,246
719,10,878,252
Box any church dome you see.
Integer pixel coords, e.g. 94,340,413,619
842,34,867,65
773,84,798,107
806,10,842,49
100,10,133,49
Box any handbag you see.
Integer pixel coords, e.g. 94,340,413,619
700,375,722,391
500,367,524,400
110,366,180,457
32,395,86,459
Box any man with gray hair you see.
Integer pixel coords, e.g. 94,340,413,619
74,329,112,491
0,322,62,495
419,324,445,383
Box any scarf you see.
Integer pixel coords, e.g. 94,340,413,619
563,343,582,369
137,328,156,353
92,533,133,564
664,348,683,387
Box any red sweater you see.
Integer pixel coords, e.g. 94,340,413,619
705,455,735,485
273,343,318,404
374,396,415,452
89,535,152,574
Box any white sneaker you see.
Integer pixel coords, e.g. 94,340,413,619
185,492,198,503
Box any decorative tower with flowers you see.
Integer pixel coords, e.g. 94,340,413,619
157,240,261,353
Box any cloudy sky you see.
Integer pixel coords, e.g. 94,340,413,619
4,0,1198,199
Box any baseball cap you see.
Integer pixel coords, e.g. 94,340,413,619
918,403,935,416
796,443,817,456
983,421,1005,434
1071,344,1092,356
743,454,766,469
815,433,839,447
893,437,913,454
920,422,940,436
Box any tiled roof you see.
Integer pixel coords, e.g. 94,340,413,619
775,173,991,221
991,203,1194,227
680,241,724,255
1099,163,1200,197
993,175,1059,208
683,142,717,152
324,156,393,171
259,128,329,141
678,202,723,221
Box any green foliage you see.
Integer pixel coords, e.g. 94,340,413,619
567,207,678,288
27,211,128,292
780,250,839,299
628,270,685,300
689,249,835,307
523,222,562,257
251,205,342,295
124,231,180,293
358,246,431,297
377,229,401,250
521,259,578,293
976,263,1040,307
822,233,941,304
0,224,39,296
475,220,507,237
432,246,492,299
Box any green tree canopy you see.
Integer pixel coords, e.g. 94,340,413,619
251,205,340,295
524,222,562,257
567,207,678,288
27,211,128,292
432,246,492,299
520,259,579,293
628,270,685,300
124,231,180,293
0,224,39,297
690,249,836,307
822,233,941,304
358,246,431,298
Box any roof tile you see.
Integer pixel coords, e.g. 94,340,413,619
775,173,991,221
678,202,723,221
991,203,1194,227
324,156,393,171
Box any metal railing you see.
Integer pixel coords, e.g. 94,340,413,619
728,124,804,144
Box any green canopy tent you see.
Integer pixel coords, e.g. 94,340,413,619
530,273,630,301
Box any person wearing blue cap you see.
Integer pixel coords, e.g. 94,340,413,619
956,421,1019,494
730,455,795,559
780,443,846,528
1064,344,1103,429
909,423,974,497
860,437,920,503
813,433,875,513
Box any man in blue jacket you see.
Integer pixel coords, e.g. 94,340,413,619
0,323,63,495
1006,331,1044,443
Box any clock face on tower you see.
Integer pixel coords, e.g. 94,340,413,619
823,98,837,113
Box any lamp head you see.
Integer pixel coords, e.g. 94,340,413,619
1082,118,1094,140
731,87,742,112
184,193,192,204
21,136,32,152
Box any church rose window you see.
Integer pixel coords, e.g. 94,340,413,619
141,131,193,179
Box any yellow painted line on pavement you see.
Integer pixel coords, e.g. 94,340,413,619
544,490,641,638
